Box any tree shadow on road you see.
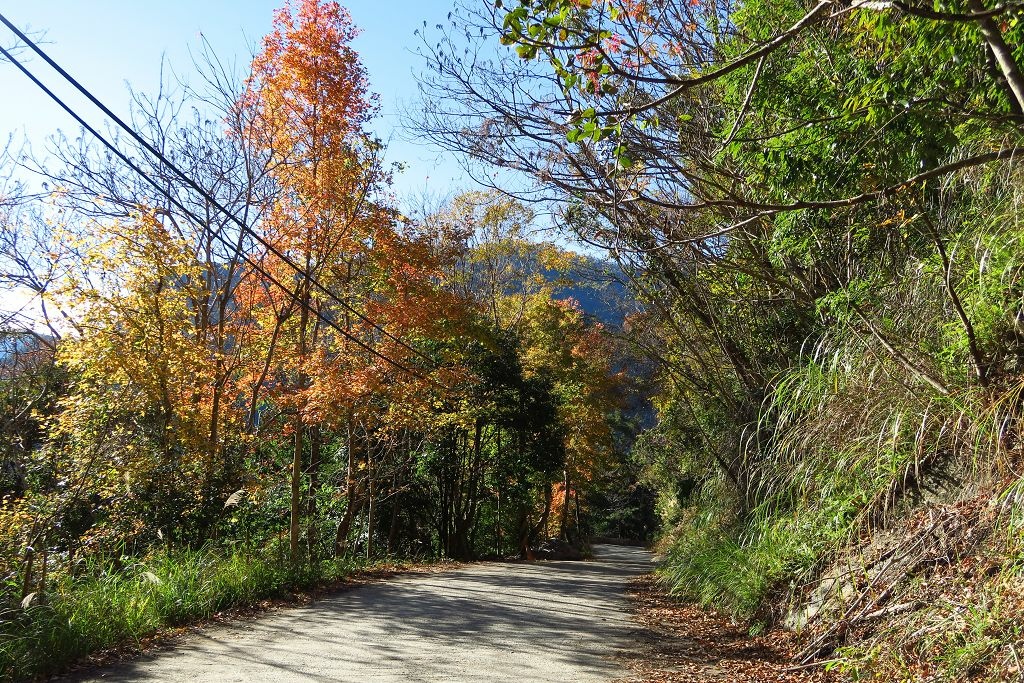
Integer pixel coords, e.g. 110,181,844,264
66,545,655,683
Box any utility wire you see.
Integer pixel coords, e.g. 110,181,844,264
0,41,446,389
0,11,438,368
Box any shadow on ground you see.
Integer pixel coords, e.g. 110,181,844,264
67,545,654,683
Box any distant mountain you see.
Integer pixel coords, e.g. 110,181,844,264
549,256,634,328
0,328,55,378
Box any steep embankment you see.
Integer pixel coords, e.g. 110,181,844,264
651,467,1024,681
787,480,1023,681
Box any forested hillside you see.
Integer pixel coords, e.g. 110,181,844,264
412,0,1024,680
4,0,1024,680
0,4,642,678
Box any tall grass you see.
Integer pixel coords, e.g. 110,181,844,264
0,547,363,681
659,292,1002,621
656,189,1024,627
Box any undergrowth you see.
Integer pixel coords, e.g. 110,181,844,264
825,504,1024,682
0,546,372,681
649,189,1024,679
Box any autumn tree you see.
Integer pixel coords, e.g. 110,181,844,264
237,0,400,562
47,211,236,547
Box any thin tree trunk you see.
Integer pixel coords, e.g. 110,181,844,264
247,316,284,432
850,302,950,395
573,489,581,536
21,547,33,599
208,372,222,473
290,290,310,564
335,415,358,556
290,422,304,563
387,494,401,555
516,505,531,559
306,425,321,558
495,426,502,557
39,548,47,598
366,431,375,559
968,0,1024,113
532,486,553,544
920,212,989,387
559,470,571,540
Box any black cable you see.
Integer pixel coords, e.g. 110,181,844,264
0,41,445,388
0,11,438,367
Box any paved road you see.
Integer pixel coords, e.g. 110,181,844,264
73,545,653,683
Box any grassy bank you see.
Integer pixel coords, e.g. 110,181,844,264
0,547,397,681
654,478,1024,681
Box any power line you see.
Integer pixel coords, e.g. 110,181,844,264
0,41,446,390
0,11,439,368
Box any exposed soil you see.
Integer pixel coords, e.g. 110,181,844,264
617,575,835,683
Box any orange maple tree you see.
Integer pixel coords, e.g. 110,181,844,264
236,0,396,560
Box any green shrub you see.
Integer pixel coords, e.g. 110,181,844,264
0,546,367,681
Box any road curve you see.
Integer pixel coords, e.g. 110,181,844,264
71,544,653,683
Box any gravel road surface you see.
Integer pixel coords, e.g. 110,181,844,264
72,544,653,682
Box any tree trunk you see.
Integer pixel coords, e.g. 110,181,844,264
335,417,358,556
574,488,581,536
530,486,553,547
21,547,33,600
289,290,310,564
366,432,375,559
516,505,531,559
290,421,303,563
306,425,321,558
558,470,571,540
968,0,1024,113
541,485,552,539
387,495,401,555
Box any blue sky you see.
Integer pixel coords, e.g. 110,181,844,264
0,0,471,204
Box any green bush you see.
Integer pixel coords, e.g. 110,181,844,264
0,547,365,681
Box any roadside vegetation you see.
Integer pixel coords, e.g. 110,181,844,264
0,2,646,679
414,0,1024,679
7,0,1024,680
1,546,372,680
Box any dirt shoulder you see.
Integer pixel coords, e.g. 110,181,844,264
617,575,835,683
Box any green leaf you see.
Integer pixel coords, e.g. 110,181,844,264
516,44,538,59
